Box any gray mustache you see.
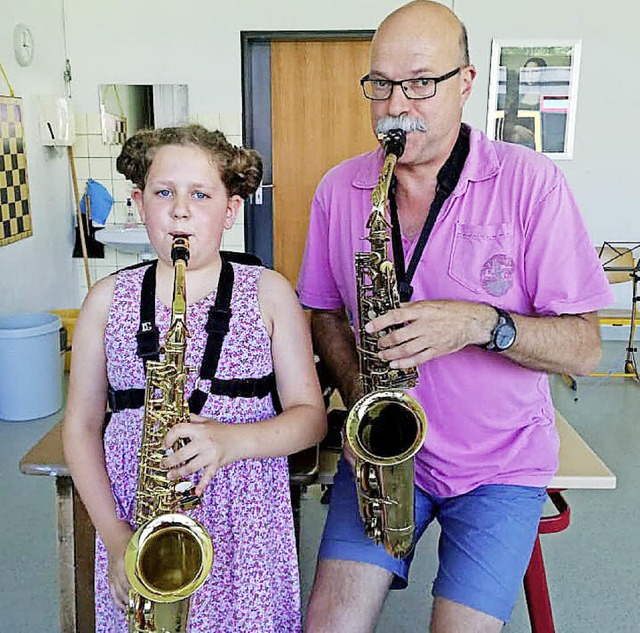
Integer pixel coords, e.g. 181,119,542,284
376,115,428,135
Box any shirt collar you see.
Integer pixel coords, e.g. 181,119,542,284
351,125,500,196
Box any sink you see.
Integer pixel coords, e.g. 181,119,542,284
94,224,155,257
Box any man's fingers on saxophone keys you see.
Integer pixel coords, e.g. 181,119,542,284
364,306,410,334
388,349,437,369
378,339,423,363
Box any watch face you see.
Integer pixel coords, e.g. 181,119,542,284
495,321,517,350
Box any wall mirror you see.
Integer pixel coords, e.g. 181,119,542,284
486,40,581,159
98,84,189,144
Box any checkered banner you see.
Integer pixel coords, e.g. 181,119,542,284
100,106,127,145
0,95,32,247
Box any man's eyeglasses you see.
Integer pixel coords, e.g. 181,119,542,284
360,67,461,101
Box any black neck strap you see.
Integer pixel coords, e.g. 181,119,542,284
187,259,235,414
136,258,235,414
389,124,470,302
136,261,160,365
109,256,282,416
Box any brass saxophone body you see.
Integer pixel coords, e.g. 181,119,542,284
345,129,428,559
125,236,214,632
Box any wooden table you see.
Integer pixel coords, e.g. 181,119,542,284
318,412,616,491
18,422,317,633
19,422,94,633
20,411,615,633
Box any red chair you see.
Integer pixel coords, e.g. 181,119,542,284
523,489,571,633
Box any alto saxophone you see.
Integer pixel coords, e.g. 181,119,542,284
345,129,428,559
125,236,214,632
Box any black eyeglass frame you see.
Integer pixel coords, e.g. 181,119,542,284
359,67,462,101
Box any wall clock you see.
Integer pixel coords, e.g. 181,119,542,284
13,24,34,67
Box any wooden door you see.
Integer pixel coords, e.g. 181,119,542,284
271,39,376,286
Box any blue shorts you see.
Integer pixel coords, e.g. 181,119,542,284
319,457,547,622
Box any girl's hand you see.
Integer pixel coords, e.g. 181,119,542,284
105,521,134,612
162,415,238,496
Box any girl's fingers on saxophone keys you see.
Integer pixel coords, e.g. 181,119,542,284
195,467,217,495
162,441,197,471
163,422,193,450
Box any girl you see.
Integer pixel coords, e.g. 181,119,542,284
63,125,326,632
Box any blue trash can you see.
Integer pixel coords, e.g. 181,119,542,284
0,312,64,421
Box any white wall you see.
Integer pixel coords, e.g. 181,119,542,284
0,0,76,314
457,0,640,244
1,0,639,318
62,0,408,115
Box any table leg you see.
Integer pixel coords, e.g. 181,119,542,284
523,536,555,633
56,478,76,633
74,483,95,631
55,477,95,633
523,490,571,633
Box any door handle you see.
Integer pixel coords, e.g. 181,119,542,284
252,183,273,205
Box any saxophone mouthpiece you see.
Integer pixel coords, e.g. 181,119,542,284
380,129,406,159
171,236,190,265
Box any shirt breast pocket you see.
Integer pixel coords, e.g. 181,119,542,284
448,222,515,297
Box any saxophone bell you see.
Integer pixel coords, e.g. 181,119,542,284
346,390,427,559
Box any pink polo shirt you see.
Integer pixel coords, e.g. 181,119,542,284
297,126,613,498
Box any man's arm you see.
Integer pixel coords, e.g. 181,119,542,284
366,300,602,376
500,309,601,375
311,308,363,409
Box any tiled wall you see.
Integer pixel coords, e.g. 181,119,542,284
72,112,246,300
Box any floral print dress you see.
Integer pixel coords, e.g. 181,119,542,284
94,262,301,632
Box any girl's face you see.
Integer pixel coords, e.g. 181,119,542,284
132,144,242,269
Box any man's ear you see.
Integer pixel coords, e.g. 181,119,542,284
224,195,243,230
131,188,145,223
460,64,476,104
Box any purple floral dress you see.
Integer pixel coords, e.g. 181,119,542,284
95,262,301,632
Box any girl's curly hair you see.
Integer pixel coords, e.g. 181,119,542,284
115,124,263,199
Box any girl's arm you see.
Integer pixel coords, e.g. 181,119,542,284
62,276,133,607
163,269,327,493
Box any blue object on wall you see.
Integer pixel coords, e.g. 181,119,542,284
80,178,114,225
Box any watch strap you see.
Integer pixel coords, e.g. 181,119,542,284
480,306,515,351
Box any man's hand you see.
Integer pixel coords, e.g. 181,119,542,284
365,300,495,368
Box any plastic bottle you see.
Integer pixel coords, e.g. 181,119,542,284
124,198,137,228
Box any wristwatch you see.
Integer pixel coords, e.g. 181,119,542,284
481,306,517,352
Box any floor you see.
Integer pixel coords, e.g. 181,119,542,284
2,341,639,632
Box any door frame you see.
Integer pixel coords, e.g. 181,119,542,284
240,30,374,268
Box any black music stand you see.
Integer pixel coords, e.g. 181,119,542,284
592,241,640,380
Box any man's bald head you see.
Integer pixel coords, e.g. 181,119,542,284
372,1,470,68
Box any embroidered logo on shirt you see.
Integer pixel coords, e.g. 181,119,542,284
481,254,514,296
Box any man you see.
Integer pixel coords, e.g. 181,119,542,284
297,1,613,632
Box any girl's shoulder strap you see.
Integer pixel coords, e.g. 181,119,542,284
111,258,159,275
221,250,262,267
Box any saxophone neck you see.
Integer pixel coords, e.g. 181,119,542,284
370,152,398,213
170,237,189,322
164,237,190,357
